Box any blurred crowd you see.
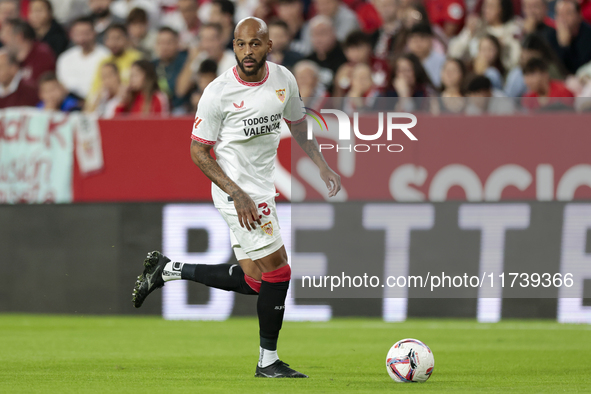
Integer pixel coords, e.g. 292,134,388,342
0,0,590,116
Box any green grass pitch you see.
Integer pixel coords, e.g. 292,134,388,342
0,315,590,393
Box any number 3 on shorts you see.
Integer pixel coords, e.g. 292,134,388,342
258,202,271,216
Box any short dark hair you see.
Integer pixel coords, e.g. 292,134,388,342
127,7,148,24
106,23,128,37
30,0,53,14
70,16,95,29
198,58,218,75
212,0,235,17
466,75,492,94
343,30,372,49
38,71,59,85
408,22,433,37
158,26,179,37
6,19,36,41
523,57,549,74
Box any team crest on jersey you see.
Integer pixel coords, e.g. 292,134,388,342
276,89,286,103
261,221,273,236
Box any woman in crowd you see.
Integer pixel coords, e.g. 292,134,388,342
384,53,435,111
448,0,520,70
473,34,505,90
114,60,169,116
386,53,435,98
437,57,467,113
85,63,122,118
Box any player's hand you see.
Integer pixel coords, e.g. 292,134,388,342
233,191,261,231
320,166,341,198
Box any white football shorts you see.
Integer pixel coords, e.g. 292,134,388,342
218,197,283,261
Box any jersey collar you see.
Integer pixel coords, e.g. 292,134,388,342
233,62,269,87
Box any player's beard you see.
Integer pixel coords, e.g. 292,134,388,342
236,53,267,77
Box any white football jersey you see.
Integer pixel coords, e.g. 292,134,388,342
191,61,305,209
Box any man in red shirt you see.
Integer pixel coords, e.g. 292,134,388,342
0,49,38,108
0,18,55,85
523,57,574,110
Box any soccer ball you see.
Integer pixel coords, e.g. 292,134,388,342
386,338,434,383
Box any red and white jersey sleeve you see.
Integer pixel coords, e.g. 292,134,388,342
191,84,224,146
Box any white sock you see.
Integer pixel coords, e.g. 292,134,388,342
162,262,183,282
258,347,279,368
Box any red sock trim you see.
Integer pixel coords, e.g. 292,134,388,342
261,264,291,283
244,274,261,293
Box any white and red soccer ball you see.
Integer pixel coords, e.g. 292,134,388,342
386,338,434,383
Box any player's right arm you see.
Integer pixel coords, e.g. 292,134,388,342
190,141,261,231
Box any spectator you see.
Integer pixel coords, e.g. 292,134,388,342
520,0,555,38
209,0,235,50
153,27,188,113
505,33,564,97
160,0,200,49
268,19,303,71
0,49,38,107
343,63,380,113
522,57,574,110
312,0,360,43
473,34,505,90
348,63,380,98
28,0,69,57
407,23,446,88
465,74,515,114
84,62,121,117
334,30,388,96
251,0,277,22
448,0,521,70
0,0,19,29
294,60,329,106
424,0,466,38
440,57,467,96
547,0,591,74
370,0,402,60
436,57,467,113
386,53,435,98
115,59,169,116
276,0,310,56
306,16,347,91
175,23,235,99
88,0,125,44
126,7,156,58
89,23,142,96
110,0,158,29
190,58,216,112
0,18,55,85
57,16,110,100
36,71,82,111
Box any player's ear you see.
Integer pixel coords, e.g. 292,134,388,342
267,39,273,53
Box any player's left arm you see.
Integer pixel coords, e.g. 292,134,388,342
287,120,341,198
